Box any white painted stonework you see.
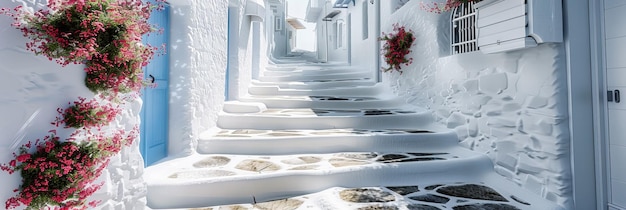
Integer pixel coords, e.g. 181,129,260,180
381,2,572,207
167,0,228,156
0,1,148,209
0,0,228,209
0,0,594,209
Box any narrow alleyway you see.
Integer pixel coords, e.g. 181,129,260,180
144,54,562,210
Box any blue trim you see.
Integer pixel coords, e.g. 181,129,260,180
141,0,170,166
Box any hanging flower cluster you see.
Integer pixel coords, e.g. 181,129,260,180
1,0,164,95
420,0,479,13
0,0,164,209
0,129,137,210
379,23,415,73
54,97,121,129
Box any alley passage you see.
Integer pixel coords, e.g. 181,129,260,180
144,54,562,210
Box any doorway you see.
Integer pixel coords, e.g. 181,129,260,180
140,1,170,166
600,1,626,209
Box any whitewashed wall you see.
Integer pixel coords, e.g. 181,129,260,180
349,0,378,71
0,0,230,208
271,1,288,58
167,0,228,156
317,4,349,63
381,2,573,208
0,1,148,209
228,0,269,100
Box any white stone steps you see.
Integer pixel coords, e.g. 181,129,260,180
257,71,371,82
145,146,493,209
251,78,375,89
197,128,458,155
262,68,365,77
186,173,562,210
238,95,403,109
267,62,347,69
222,101,267,113
216,108,433,130
247,83,384,96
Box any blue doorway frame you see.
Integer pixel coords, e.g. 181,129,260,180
140,1,170,166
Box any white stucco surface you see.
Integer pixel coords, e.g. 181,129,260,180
167,0,228,156
0,1,148,208
0,0,578,208
380,2,572,208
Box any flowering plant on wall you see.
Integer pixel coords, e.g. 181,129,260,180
55,97,120,129
0,129,137,210
0,0,163,209
1,0,164,95
420,0,479,13
379,23,415,73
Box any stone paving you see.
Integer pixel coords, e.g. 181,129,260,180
192,182,533,210
160,152,458,180
213,129,433,138
144,59,564,210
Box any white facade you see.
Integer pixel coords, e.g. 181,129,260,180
0,0,622,209
305,0,609,209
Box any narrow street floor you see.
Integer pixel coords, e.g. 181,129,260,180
144,54,563,210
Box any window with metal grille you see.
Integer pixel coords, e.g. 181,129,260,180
451,2,479,54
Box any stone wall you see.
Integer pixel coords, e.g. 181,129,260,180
382,2,573,208
0,1,148,209
167,0,228,155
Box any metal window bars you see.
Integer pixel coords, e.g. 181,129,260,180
451,1,479,54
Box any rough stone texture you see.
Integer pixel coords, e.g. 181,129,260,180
329,158,369,167
193,156,231,168
335,153,378,160
235,159,281,172
407,204,441,210
452,203,520,210
168,0,228,156
408,194,450,204
253,199,304,210
382,3,573,207
436,184,508,202
358,205,399,210
281,156,322,165
424,185,443,191
339,188,396,203
386,186,420,195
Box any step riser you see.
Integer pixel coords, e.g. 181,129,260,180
248,86,383,96
238,98,403,109
146,156,492,209
258,72,371,82
252,80,376,89
262,69,365,77
197,132,459,155
217,114,434,130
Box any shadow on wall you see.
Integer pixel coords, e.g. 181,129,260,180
381,1,572,208
166,3,196,156
0,0,94,204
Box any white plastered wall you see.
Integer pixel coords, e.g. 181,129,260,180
379,2,573,208
166,0,228,156
0,1,149,208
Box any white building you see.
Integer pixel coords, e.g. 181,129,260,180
0,0,623,209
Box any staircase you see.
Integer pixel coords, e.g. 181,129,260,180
144,56,563,210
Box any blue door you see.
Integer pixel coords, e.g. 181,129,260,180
141,1,170,166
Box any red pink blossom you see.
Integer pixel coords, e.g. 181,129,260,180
379,23,415,73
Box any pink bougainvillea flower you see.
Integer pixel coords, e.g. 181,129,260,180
420,0,478,13
379,23,415,73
